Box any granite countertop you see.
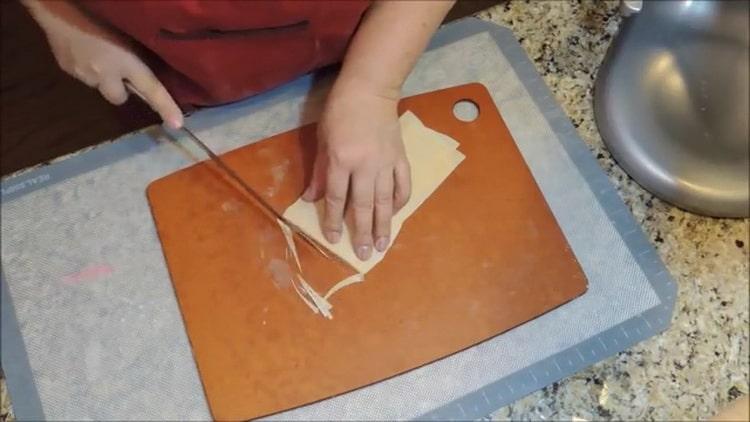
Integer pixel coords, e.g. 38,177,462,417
1,1,747,421
476,1,749,420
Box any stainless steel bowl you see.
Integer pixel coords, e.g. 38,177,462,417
595,0,749,217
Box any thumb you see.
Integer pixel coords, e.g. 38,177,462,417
303,149,327,202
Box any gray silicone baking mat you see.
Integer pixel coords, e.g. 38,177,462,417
1,19,675,421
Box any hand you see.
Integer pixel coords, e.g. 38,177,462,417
303,86,411,261
25,0,183,128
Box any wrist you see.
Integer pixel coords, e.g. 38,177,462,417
325,82,399,122
331,71,401,105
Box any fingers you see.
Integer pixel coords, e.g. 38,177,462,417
322,165,349,245
349,171,376,260
394,159,412,211
302,147,327,202
318,162,397,258
71,66,98,88
98,76,128,105
309,151,394,258
373,170,394,252
124,60,183,129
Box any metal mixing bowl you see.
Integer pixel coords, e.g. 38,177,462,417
595,0,749,217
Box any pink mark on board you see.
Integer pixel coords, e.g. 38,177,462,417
62,264,114,285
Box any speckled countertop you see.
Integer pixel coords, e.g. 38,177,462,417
476,1,749,420
1,1,747,421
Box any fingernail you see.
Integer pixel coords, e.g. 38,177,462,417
375,236,389,252
169,118,182,129
326,231,341,244
356,245,372,260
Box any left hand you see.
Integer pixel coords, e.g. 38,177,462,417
303,85,411,261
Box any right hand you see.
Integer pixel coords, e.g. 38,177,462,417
24,0,183,128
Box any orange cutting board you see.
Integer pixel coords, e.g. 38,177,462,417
147,83,587,420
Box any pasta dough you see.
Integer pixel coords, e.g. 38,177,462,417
283,111,465,275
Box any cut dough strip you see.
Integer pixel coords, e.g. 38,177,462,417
289,276,320,314
297,275,332,319
276,218,333,318
324,273,365,300
277,218,302,272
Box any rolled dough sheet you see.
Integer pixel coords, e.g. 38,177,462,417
283,111,465,275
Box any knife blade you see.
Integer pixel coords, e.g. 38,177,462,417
124,81,283,221
124,81,354,271
181,126,361,273
180,125,285,221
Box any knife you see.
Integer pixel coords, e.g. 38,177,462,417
124,81,349,269
123,82,284,220
180,124,286,223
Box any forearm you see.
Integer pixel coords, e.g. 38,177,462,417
22,0,60,28
23,0,103,36
20,0,48,17
334,0,455,100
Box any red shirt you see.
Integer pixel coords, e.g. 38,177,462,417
81,1,370,107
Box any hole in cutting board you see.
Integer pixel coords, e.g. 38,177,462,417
453,99,480,122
